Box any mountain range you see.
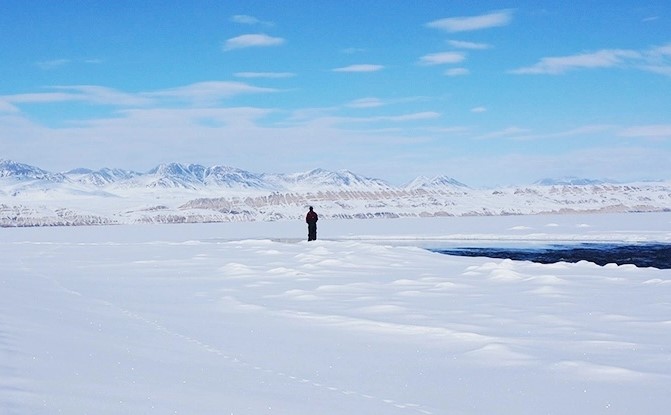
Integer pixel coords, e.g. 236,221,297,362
1,159,670,227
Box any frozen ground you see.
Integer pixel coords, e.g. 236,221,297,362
2,213,670,414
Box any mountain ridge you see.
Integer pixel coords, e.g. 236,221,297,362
2,159,670,227
5,158,652,190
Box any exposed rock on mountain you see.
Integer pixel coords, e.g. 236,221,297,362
1,160,669,227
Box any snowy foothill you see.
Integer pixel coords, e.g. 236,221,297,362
2,212,671,414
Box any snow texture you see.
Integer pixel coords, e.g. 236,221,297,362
2,212,670,414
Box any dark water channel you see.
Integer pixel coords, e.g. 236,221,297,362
431,243,671,269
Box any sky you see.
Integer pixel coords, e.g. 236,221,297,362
0,0,670,187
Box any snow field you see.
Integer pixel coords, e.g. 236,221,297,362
1,213,670,414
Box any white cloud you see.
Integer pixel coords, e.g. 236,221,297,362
36,59,71,70
223,34,285,51
145,81,279,105
427,10,513,33
376,112,440,122
448,40,492,50
2,82,278,109
471,106,487,113
473,126,531,140
619,124,671,139
341,47,366,54
511,49,640,74
419,52,466,66
234,72,296,79
230,15,273,26
506,124,618,141
511,43,671,76
4,86,151,107
641,65,671,76
59,86,154,106
347,98,385,108
0,99,19,113
3,92,79,104
639,42,671,76
332,64,384,73
469,124,618,142
650,43,671,56
444,67,470,76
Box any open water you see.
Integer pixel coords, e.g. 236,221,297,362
432,243,671,269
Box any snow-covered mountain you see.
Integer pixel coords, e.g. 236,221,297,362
0,159,66,182
404,175,468,190
1,159,670,226
66,167,140,186
262,168,392,192
203,165,269,189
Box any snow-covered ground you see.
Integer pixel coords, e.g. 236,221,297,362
2,213,670,414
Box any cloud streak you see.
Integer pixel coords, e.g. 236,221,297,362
511,43,671,76
2,82,279,109
234,72,296,79
35,59,71,70
419,52,466,65
448,40,492,50
619,124,671,139
223,34,285,51
427,10,513,33
230,15,273,26
145,82,279,105
332,64,384,73
4,86,151,107
444,68,469,76
511,49,640,75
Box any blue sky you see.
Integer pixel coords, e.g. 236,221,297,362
1,1,669,186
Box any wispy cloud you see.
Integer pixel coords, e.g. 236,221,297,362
0,99,19,113
3,82,279,109
474,124,618,141
36,58,104,70
230,15,273,26
4,86,151,107
346,97,385,108
341,47,366,54
58,86,153,106
223,34,285,51
419,52,466,65
444,67,470,76
510,49,640,75
345,96,430,109
332,64,384,73
36,59,71,70
427,10,513,33
473,126,531,140
346,112,441,123
234,72,296,79
144,81,279,105
640,42,671,76
641,65,671,76
511,43,671,76
619,124,671,139
471,106,487,113
375,112,440,122
448,40,492,50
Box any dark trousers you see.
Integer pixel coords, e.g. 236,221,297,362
307,224,317,241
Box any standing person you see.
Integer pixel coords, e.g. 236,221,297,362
306,206,318,241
